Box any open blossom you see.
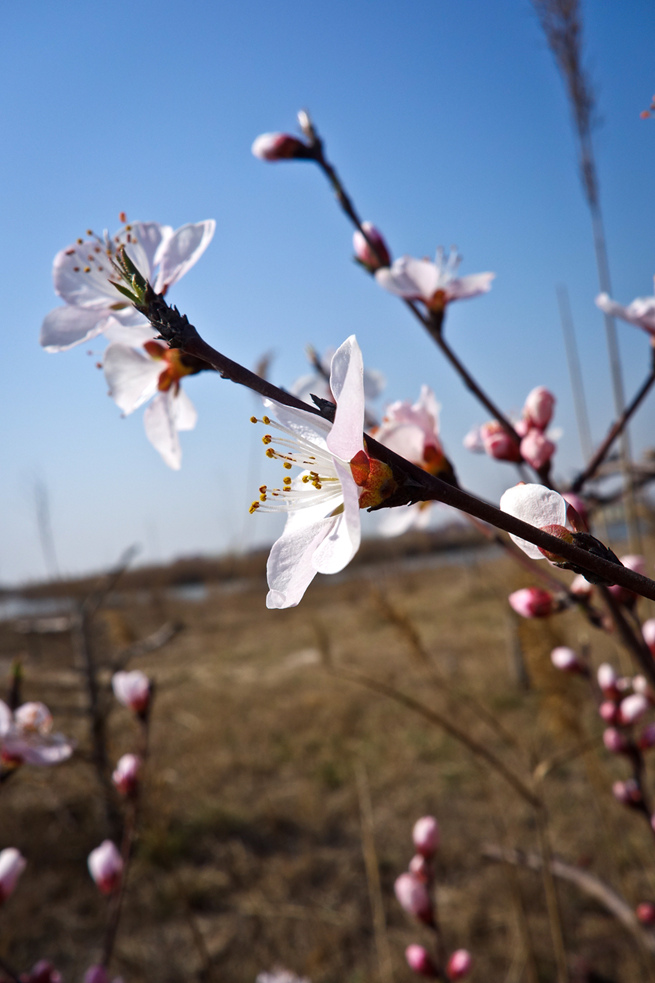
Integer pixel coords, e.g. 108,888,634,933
375,386,454,536
375,247,494,314
112,670,151,714
290,345,385,418
103,341,199,469
88,840,123,895
0,701,73,767
0,848,26,903
596,284,655,338
40,218,215,352
250,336,396,609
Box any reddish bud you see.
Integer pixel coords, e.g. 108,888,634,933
353,222,391,272
599,700,619,725
603,728,630,754
480,422,521,462
597,663,619,698
405,945,437,977
0,848,26,903
520,429,555,470
618,693,649,726
112,670,151,715
523,386,555,430
88,840,123,895
412,816,439,857
251,133,311,161
612,778,642,806
508,587,556,618
642,619,655,657
446,949,473,980
408,853,432,882
637,902,655,925
550,646,584,674
394,872,433,923
112,753,141,796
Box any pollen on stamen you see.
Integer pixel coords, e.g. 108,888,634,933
249,502,260,513
250,416,257,424
83,266,91,273
262,435,272,444
262,415,271,425
266,448,275,458
86,229,93,236
283,462,292,469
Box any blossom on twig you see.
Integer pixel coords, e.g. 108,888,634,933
87,840,123,895
0,701,74,767
597,284,655,338
375,247,494,315
112,670,151,715
0,848,26,903
41,218,215,351
250,336,395,608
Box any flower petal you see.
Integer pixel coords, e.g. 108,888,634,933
154,220,216,292
171,386,197,432
326,335,365,461
500,483,567,558
40,306,111,351
448,272,495,301
266,516,337,608
143,391,182,469
103,344,161,414
375,257,439,300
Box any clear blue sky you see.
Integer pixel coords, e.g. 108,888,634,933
3,0,655,585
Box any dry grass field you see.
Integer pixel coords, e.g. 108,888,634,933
1,538,655,983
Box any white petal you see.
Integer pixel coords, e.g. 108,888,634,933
378,503,432,537
103,344,161,414
500,483,567,558
326,335,365,461
0,701,11,737
143,392,182,469
448,272,495,300
171,387,197,431
265,400,332,449
375,257,439,300
52,242,121,307
101,313,158,345
266,516,336,608
154,220,216,292
125,222,173,279
40,306,110,351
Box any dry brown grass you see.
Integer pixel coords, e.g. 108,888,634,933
1,543,655,982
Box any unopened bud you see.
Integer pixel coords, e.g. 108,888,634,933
523,386,555,430
562,493,589,532
408,854,432,882
637,902,655,925
638,723,655,750
446,949,473,980
0,848,26,903
405,945,437,977
480,422,521,462
642,619,655,657
508,587,556,618
394,872,433,924
597,663,619,698
612,778,642,806
88,840,123,895
520,430,555,471
112,670,151,715
550,646,585,674
353,223,391,272
251,132,312,162
599,700,619,725
603,728,630,754
412,816,439,858
618,693,649,726
112,753,141,796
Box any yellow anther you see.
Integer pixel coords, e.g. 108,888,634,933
249,502,259,513
302,475,310,483
259,494,267,502
283,462,292,469
283,477,292,485
250,416,257,424
266,448,275,458
262,415,271,425
262,435,272,444
83,266,91,273
259,485,267,493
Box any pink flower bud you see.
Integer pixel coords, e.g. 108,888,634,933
603,728,630,754
638,723,655,750
569,574,593,598
599,700,619,724
112,670,151,714
446,949,473,980
353,223,391,272
612,779,642,805
619,693,649,726
520,430,555,471
20,962,62,983
480,422,521,462
550,646,583,673
523,386,555,430
251,133,311,161
408,853,432,882
562,493,589,532
112,753,141,796
405,945,437,977
0,848,26,903
637,902,655,925
597,663,619,698
88,840,123,895
642,619,655,657
508,588,556,618
394,872,433,923
412,816,439,857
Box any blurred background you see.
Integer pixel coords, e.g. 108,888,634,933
3,0,655,585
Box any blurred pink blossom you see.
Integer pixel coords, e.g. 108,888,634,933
394,871,433,923
112,670,151,715
509,587,557,618
405,945,437,977
522,386,555,430
251,132,312,161
19,962,62,983
550,646,584,674
596,286,655,338
603,728,630,754
256,971,311,983
613,778,642,805
643,619,655,657
112,753,142,796
0,701,74,767
446,949,473,980
619,693,649,726
375,247,494,314
412,816,440,858
88,840,123,895
520,429,555,471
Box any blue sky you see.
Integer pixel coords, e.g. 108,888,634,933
2,0,655,585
